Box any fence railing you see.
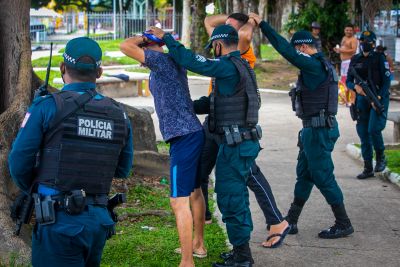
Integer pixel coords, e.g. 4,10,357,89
31,12,182,44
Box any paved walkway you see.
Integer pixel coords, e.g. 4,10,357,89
117,79,400,267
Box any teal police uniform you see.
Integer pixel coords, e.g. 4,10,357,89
8,37,133,267
346,31,391,179
258,21,354,238
162,25,260,265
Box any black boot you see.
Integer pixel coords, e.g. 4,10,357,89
201,182,212,221
285,198,305,235
213,243,253,267
318,204,354,239
374,151,387,172
357,160,374,179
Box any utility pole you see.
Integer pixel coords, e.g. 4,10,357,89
87,0,90,36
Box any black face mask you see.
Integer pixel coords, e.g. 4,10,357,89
213,43,222,58
360,42,374,53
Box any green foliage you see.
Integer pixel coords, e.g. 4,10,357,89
157,141,170,154
284,0,350,59
101,185,228,266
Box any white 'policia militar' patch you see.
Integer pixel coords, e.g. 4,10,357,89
77,117,114,140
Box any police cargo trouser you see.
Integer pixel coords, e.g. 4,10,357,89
294,121,344,205
215,140,260,246
32,206,114,267
355,94,389,161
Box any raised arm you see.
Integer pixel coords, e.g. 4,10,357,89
237,18,257,53
120,36,146,63
204,14,228,36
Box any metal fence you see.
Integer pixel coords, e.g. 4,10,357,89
32,12,182,44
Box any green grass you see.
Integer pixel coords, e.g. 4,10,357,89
101,184,228,267
32,55,137,68
260,44,283,61
34,70,63,89
32,55,64,68
58,39,125,54
157,141,170,154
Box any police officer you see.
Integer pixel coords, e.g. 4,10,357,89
149,25,260,267
8,37,133,267
250,13,354,239
346,31,391,179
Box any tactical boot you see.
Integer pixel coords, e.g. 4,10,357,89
374,151,387,172
285,199,305,235
220,250,234,261
213,243,253,267
357,160,374,179
319,204,354,239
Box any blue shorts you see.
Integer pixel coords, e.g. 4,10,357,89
169,130,204,198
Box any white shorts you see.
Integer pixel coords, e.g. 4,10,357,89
340,59,351,77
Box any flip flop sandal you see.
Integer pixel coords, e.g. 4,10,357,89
262,225,291,249
174,247,207,258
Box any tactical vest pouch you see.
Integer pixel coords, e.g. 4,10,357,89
223,127,235,146
33,193,56,225
231,125,242,145
64,189,87,215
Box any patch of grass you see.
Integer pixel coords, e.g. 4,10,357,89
0,252,30,267
59,39,125,54
157,141,170,154
260,44,283,61
34,70,63,89
385,150,400,174
101,185,228,267
32,55,64,68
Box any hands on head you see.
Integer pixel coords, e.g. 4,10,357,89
248,13,262,26
147,26,166,40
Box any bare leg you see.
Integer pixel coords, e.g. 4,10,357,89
170,197,195,267
190,188,207,254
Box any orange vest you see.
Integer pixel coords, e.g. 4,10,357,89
207,46,256,95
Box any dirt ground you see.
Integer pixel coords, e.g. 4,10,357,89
255,59,298,90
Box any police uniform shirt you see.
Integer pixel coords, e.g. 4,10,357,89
8,82,134,193
259,21,327,91
346,52,391,97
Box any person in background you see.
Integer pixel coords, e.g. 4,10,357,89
334,24,358,106
311,21,323,53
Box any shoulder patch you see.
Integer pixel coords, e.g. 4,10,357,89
385,71,391,77
195,55,207,62
384,61,390,70
21,112,31,128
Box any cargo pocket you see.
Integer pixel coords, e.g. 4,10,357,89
238,141,260,175
101,222,116,240
50,223,85,256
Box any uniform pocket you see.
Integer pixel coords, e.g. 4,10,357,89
52,222,84,237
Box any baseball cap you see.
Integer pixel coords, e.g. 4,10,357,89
290,30,315,46
359,30,377,42
63,37,102,70
204,24,239,49
311,22,321,29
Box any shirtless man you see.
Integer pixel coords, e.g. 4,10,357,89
334,24,358,105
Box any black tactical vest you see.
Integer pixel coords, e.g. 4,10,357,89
36,90,128,194
209,56,260,133
351,52,382,89
296,57,338,118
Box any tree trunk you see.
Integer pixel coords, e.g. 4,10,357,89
233,0,241,13
181,0,191,47
252,0,268,59
190,0,208,54
0,0,34,263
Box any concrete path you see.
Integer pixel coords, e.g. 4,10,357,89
116,79,400,267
